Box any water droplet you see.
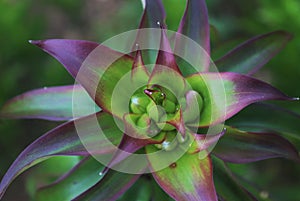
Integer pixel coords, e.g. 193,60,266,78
259,191,269,199
294,97,300,101
99,172,103,176
157,21,160,26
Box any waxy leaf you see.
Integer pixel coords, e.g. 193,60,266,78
101,113,165,174
97,56,149,118
215,31,292,75
0,112,122,199
212,156,257,201
152,27,181,75
31,39,134,113
36,157,104,201
187,72,295,126
73,162,144,201
146,146,217,201
213,127,300,163
30,40,99,78
136,0,166,65
0,85,99,121
226,103,300,137
176,0,210,73
139,0,166,28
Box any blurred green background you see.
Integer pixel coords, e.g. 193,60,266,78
0,0,299,200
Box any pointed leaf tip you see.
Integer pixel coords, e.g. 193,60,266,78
29,40,43,47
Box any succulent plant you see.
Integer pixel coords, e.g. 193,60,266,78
1,0,299,200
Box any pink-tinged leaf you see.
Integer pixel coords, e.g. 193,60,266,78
139,0,166,29
166,109,186,138
36,157,104,201
72,166,142,201
213,127,300,163
152,27,182,75
146,146,217,201
29,40,99,78
0,85,99,121
212,156,257,201
186,72,296,126
0,112,122,199
227,103,300,138
215,31,292,75
134,0,166,64
101,113,165,174
176,0,210,73
131,49,149,78
30,39,134,114
189,129,226,154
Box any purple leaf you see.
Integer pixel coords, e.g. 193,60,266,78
187,72,296,126
72,166,142,201
0,85,99,121
134,0,166,64
0,112,122,199
215,31,292,75
30,39,134,113
29,40,99,78
146,146,218,201
131,49,149,78
101,113,165,174
36,157,104,200
227,103,300,137
139,0,166,29
152,27,182,75
213,127,300,163
212,156,257,201
176,0,210,72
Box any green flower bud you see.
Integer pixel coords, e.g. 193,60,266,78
163,99,176,113
130,93,150,114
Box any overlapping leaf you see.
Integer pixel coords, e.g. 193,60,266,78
213,127,300,163
187,72,295,126
212,156,257,201
0,112,122,199
146,145,217,201
0,85,99,121
215,31,292,75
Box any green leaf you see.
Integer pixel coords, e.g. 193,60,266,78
215,31,292,75
73,167,142,201
176,0,211,74
0,112,122,199
0,85,100,121
186,72,294,126
97,56,148,118
27,156,81,199
146,145,217,201
212,156,257,201
213,127,300,163
36,157,104,201
226,103,300,144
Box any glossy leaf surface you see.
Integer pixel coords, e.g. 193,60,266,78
213,127,300,163
0,85,99,121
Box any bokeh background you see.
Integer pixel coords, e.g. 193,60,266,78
0,0,299,200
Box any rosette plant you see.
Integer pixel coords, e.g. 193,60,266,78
1,0,299,200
